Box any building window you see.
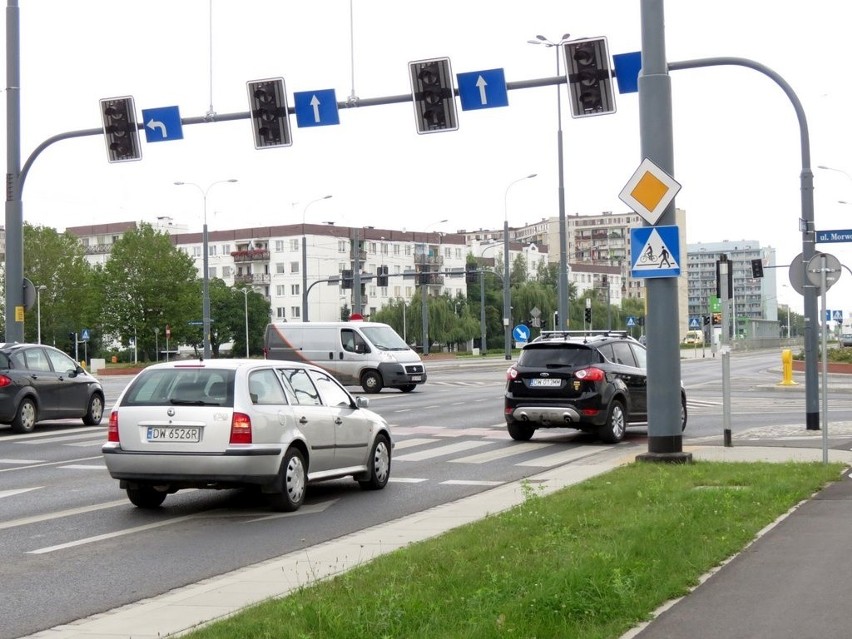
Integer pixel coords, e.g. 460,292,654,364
222,266,232,278
276,307,287,319
193,246,202,257
338,240,347,253
275,240,285,252
222,243,230,254
393,244,400,255
405,244,412,256
208,267,216,278
208,244,217,256
290,261,300,274
291,284,300,295
276,285,287,296
290,239,299,252
276,262,286,274
290,307,301,319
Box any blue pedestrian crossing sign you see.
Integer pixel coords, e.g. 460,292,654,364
81,328,90,342
626,316,636,327
630,225,681,279
141,106,183,143
294,89,340,127
457,68,509,111
690,317,700,329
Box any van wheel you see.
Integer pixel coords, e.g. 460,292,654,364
361,371,383,394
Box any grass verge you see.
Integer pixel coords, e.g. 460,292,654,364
183,461,843,639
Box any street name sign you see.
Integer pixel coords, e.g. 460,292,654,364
816,229,852,243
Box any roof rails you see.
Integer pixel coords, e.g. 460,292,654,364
535,330,631,344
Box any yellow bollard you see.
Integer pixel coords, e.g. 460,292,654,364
778,348,798,386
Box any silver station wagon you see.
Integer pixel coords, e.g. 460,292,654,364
102,359,392,511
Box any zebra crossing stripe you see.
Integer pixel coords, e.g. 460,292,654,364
450,442,553,464
394,440,493,462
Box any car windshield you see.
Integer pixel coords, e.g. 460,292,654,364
121,369,236,407
360,326,409,351
518,345,600,368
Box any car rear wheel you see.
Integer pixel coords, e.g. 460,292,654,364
127,485,167,509
11,398,36,434
398,384,416,393
599,399,626,444
268,448,306,512
358,433,391,490
681,394,688,431
507,420,535,441
83,393,104,426
361,370,383,394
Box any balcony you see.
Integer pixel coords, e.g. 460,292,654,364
234,273,271,285
231,249,271,263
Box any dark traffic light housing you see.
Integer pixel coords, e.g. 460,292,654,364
465,263,478,284
341,270,353,289
376,265,389,287
99,97,141,163
247,78,292,149
563,37,616,118
409,57,458,134
584,307,592,323
751,258,764,278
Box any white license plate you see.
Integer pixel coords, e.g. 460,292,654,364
147,426,202,443
411,376,422,382
530,378,562,387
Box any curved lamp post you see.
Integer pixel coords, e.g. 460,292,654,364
301,195,333,322
174,179,238,359
503,173,538,360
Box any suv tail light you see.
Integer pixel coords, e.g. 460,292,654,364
575,367,605,382
506,366,518,381
0,374,11,387
230,412,252,444
107,411,120,442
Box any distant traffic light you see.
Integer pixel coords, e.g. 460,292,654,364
99,96,141,163
341,270,353,290
465,263,478,284
563,37,616,118
247,78,292,149
419,271,431,286
584,307,592,323
751,258,764,278
408,57,458,134
376,265,389,287
703,315,711,326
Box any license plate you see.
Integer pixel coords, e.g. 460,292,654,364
147,426,201,443
530,378,562,387
410,376,422,382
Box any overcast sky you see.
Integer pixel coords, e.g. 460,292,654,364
3,0,852,314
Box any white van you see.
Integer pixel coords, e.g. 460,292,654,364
263,321,427,393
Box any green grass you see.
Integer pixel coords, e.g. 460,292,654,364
183,461,843,639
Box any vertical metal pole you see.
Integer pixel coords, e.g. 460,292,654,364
301,234,309,321
503,219,511,359
819,256,828,463
637,0,690,462
36,288,41,344
353,229,362,316
5,0,24,343
720,258,732,443
480,270,486,355
556,47,569,330
202,214,211,359
244,288,250,357
421,270,429,355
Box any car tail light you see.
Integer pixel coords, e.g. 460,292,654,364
107,411,120,442
0,374,11,387
229,412,252,444
506,366,518,381
581,408,601,417
575,367,605,382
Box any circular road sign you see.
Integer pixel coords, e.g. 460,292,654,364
806,252,842,292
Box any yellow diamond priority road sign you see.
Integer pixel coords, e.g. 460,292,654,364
618,158,681,225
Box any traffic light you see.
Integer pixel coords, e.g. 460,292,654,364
419,271,431,286
465,263,477,284
553,311,559,329
341,269,353,290
584,307,592,323
247,78,292,149
703,315,711,326
408,57,458,134
377,265,389,287
751,258,764,278
563,37,616,118
99,97,141,163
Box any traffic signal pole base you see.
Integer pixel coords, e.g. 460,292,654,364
806,412,820,431
635,435,693,464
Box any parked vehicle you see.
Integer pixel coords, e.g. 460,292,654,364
504,330,687,443
840,334,852,347
102,359,392,511
264,321,426,393
682,330,704,345
0,343,104,433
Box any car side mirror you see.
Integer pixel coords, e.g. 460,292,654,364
355,396,369,409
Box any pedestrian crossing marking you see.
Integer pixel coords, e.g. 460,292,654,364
394,440,493,462
450,442,553,464
516,446,606,468
392,437,438,450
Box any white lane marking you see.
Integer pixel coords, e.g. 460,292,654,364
28,515,198,554
388,477,428,483
441,479,504,486
243,499,338,523
392,438,437,450
516,446,604,468
0,458,43,465
450,442,554,464
0,486,43,499
13,429,105,444
394,440,492,462
0,499,128,532
0,455,103,473
64,439,108,447
59,464,106,470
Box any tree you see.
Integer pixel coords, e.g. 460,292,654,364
98,223,200,360
214,283,271,357
23,224,98,352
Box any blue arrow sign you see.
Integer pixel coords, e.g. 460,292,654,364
457,69,509,111
294,89,340,127
141,106,183,142
513,324,531,342
630,225,681,279
816,229,852,243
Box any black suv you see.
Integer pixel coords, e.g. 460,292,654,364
504,331,686,443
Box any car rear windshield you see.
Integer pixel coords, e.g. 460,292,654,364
517,345,601,368
121,369,236,407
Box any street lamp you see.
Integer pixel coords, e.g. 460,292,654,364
301,195,333,322
241,287,250,357
817,165,852,182
36,285,46,344
174,179,238,359
528,34,571,330
503,173,538,360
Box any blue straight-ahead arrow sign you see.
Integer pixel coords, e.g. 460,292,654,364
457,68,509,111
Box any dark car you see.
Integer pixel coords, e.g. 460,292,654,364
504,331,687,444
0,343,105,433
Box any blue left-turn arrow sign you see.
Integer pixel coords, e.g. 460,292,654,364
141,106,183,142
457,68,509,111
294,89,340,127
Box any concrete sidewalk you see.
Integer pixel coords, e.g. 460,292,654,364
21,444,852,639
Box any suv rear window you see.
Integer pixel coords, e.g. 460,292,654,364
517,344,601,368
121,369,236,407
